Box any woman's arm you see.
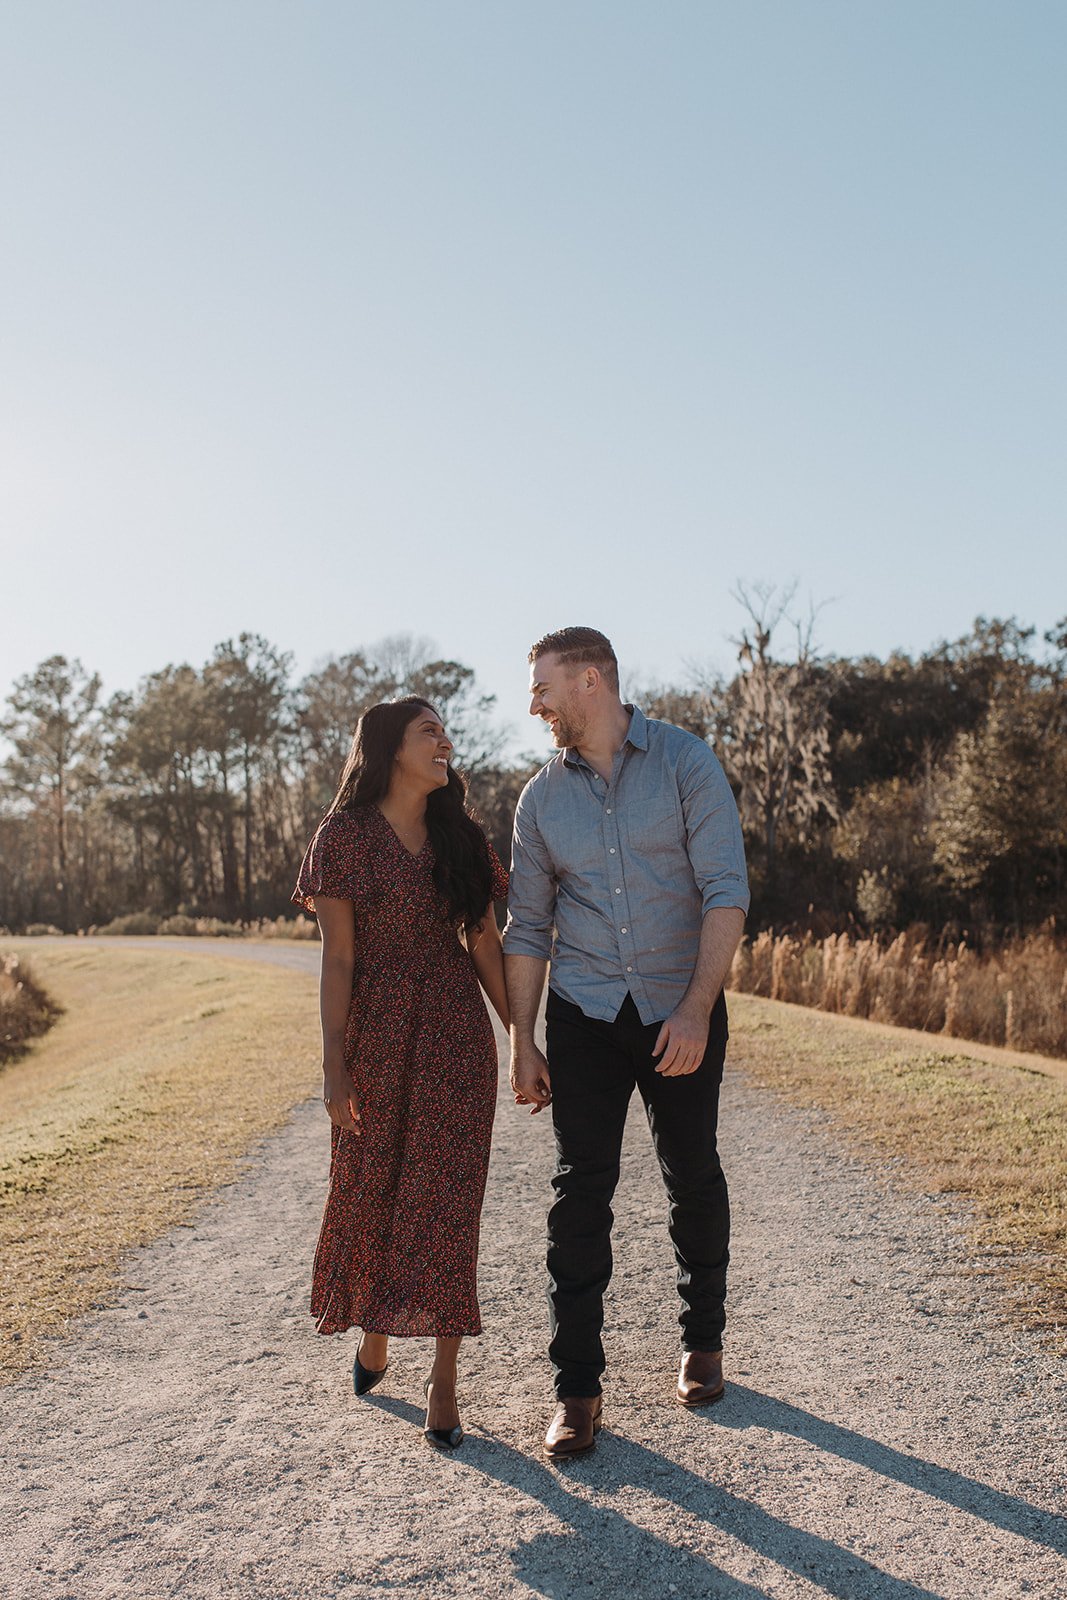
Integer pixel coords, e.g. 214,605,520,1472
468,911,511,1031
315,895,361,1135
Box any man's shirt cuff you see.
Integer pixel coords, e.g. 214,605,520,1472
501,926,554,960
700,877,751,916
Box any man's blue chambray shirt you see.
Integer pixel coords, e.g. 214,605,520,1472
501,706,750,1026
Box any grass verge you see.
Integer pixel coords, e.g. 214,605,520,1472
727,992,1067,1350
1,943,318,1383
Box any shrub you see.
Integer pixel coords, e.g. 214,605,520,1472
24,924,63,937
102,912,317,940
156,915,236,937
97,913,161,936
1,953,63,1064
253,915,318,941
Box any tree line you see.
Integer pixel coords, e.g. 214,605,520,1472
0,633,514,933
2,593,1065,940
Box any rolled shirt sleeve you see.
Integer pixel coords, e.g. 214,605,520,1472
502,779,558,960
679,742,751,917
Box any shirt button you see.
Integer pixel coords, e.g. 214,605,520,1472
626,966,633,973
606,808,612,814
609,848,616,854
615,888,621,894
621,928,627,934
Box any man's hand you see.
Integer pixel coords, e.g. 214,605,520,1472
652,1003,711,1077
322,1066,362,1134
510,1042,552,1114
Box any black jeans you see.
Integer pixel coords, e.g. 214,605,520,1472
544,988,730,1399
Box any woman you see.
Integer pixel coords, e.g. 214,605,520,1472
292,696,509,1449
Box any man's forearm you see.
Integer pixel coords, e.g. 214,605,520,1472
681,907,746,1017
505,952,549,1044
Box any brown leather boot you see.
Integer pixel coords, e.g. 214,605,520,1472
544,1395,603,1458
676,1349,725,1407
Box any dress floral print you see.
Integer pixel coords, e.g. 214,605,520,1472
292,804,507,1338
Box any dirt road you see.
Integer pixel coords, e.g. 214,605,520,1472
2,940,1064,1598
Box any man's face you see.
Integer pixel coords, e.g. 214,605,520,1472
528,652,587,748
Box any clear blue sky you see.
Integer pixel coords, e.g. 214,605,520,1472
3,1,1065,752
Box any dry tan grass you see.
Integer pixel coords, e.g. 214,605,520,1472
727,991,1067,1348
0,944,318,1382
731,928,1067,1058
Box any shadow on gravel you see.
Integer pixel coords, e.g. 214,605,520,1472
369,1394,942,1600
713,1384,1067,1559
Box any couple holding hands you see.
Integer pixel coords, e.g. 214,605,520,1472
293,626,749,1458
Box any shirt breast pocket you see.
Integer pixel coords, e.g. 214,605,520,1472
623,801,682,857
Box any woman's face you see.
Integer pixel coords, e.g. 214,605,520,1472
394,707,453,791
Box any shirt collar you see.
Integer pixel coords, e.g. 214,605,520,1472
624,704,649,750
563,704,648,769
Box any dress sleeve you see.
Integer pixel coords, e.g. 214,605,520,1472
486,840,509,903
291,812,365,914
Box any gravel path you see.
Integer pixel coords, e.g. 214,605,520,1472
2,942,1065,1599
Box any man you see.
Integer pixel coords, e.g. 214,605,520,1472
502,626,749,1460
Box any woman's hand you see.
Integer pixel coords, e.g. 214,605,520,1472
322,1066,362,1134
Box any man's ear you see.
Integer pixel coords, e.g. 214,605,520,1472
584,667,601,693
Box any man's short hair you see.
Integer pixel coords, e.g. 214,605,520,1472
528,627,620,693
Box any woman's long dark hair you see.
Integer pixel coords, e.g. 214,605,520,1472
326,696,494,929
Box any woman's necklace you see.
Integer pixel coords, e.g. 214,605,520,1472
376,803,429,858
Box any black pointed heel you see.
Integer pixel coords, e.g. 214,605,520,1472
423,1375,463,1450
353,1340,388,1397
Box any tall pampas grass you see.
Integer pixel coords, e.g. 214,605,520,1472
730,928,1067,1059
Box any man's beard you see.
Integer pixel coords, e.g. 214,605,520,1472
548,705,585,747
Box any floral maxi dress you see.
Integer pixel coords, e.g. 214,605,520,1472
292,804,507,1338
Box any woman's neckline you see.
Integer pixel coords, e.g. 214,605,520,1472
372,804,431,862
